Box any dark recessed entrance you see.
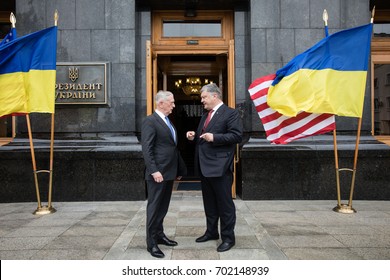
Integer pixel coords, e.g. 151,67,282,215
156,54,228,181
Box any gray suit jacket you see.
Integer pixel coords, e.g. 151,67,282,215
195,104,243,177
141,112,187,181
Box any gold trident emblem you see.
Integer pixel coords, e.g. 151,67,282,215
69,67,79,82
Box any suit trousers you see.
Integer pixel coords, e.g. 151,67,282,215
200,171,236,243
146,179,173,248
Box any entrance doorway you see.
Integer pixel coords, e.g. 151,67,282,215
147,10,237,195
158,54,228,182
371,36,390,146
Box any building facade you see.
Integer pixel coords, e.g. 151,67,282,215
1,0,390,202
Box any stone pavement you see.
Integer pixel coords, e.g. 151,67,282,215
0,191,390,260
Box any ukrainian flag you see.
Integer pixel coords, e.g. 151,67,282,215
0,26,57,118
0,27,17,47
267,23,372,118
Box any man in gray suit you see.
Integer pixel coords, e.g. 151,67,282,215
141,90,186,258
186,83,242,252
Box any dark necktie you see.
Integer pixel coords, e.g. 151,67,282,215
165,116,176,143
203,109,214,131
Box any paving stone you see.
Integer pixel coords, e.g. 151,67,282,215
176,226,208,237
0,236,56,250
263,224,327,236
30,249,108,260
350,247,390,260
1,195,390,260
272,235,345,248
333,234,390,248
282,248,364,260
120,248,173,260
61,225,125,237
219,248,269,260
6,226,70,237
42,236,117,250
172,249,219,260
319,225,379,235
234,235,263,249
0,250,38,260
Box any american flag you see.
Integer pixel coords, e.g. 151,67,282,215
248,74,336,144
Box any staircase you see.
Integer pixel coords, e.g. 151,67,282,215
374,135,390,146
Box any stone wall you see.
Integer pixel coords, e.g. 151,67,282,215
15,0,138,137
240,136,390,200
0,137,145,203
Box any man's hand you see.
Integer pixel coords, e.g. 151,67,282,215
152,171,163,183
186,131,195,141
200,132,214,142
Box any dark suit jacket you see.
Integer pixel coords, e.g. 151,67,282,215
195,104,242,177
142,112,187,181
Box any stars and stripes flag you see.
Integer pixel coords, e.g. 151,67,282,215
248,73,336,144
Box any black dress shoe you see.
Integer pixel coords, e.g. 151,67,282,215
147,245,165,258
217,241,235,252
195,234,219,243
157,236,178,246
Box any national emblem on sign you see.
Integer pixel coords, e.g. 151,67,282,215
69,67,79,82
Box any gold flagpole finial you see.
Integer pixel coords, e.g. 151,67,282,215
371,6,375,23
54,9,59,26
10,12,16,28
322,9,328,26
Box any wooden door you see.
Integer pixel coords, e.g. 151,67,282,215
146,11,237,196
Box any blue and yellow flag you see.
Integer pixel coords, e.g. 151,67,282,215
267,23,372,118
0,26,57,117
0,27,17,47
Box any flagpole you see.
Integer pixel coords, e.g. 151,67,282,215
26,114,42,210
323,9,329,37
332,9,374,214
348,118,362,207
10,13,16,137
46,9,59,211
321,10,348,211
30,11,58,215
323,9,356,213
10,13,17,138
6,14,45,211
10,12,16,28
54,9,58,26
323,9,346,211
332,130,342,208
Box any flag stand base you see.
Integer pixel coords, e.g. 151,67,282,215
33,205,56,215
332,118,362,214
27,113,56,216
332,204,356,214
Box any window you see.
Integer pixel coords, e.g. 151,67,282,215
152,11,233,51
163,21,221,37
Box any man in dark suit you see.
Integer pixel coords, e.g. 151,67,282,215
141,90,186,258
186,83,242,252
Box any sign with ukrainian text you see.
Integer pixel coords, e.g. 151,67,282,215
55,62,109,105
